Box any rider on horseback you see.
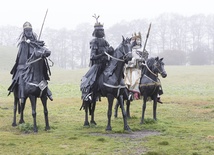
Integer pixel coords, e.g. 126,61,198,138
125,32,164,103
8,21,53,101
81,15,114,101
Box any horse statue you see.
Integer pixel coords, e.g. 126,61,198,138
114,32,147,119
139,57,167,124
81,37,134,131
10,42,51,132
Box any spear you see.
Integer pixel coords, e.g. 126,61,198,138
142,23,152,53
38,9,48,40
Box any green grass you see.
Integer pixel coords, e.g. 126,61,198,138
0,65,214,155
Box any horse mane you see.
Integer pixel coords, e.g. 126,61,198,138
141,57,155,75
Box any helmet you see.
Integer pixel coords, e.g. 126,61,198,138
93,14,104,30
23,21,32,29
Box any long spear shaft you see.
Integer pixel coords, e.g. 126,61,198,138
142,23,151,52
38,9,48,40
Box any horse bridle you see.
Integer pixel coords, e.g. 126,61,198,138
103,43,131,97
104,44,131,62
142,60,164,77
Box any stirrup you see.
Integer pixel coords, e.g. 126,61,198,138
83,93,92,101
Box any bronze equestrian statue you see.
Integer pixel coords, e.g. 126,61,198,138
8,22,52,132
80,15,136,131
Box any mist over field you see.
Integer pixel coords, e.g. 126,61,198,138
0,1,214,154
1,13,214,69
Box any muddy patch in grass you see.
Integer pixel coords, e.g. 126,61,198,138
91,130,161,154
91,130,160,139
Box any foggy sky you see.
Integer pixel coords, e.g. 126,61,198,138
0,0,213,30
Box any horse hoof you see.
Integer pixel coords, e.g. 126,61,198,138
12,123,17,127
90,121,97,125
34,129,38,133
84,121,90,127
105,126,112,131
140,121,144,124
19,120,25,124
124,125,132,132
45,126,50,131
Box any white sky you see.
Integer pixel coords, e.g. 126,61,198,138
0,0,214,30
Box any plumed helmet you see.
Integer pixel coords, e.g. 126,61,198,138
93,14,103,30
23,21,32,29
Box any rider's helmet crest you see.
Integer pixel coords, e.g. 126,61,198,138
93,14,104,30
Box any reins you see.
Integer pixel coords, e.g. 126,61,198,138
103,43,131,97
104,44,131,62
141,61,157,77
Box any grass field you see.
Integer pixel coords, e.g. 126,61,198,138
0,65,214,155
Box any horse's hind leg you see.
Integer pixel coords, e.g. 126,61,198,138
29,96,38,132
41,96,50,131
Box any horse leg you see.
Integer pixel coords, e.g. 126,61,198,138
106,94,114,131
114,100,119,118
153,97,158,121
40,96,50,131
126,100,131,119
140,95,147,124
118,95,131,132
90,101,97,125
83,101,90,126
29,95,38,132
19,98,26,124
12,95,19,126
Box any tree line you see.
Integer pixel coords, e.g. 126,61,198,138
1,13,214,69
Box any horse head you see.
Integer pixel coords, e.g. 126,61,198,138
114,36,132,63
153,57,167,78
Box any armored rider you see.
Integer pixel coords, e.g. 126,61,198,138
81,15,114,101
8,21,53,101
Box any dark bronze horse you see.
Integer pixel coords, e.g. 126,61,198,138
12,44,51,132
139,57,167,124
82,37,134,131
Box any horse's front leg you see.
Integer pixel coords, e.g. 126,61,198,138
19,98,26,124
29,95,38,132
118,95,131,132
153,96,158,121
140,95,147,124
106,94,114,131
90,101,97,125
83,101,90,126
126,100,131,119
12,96,19,126
41,95,50,131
